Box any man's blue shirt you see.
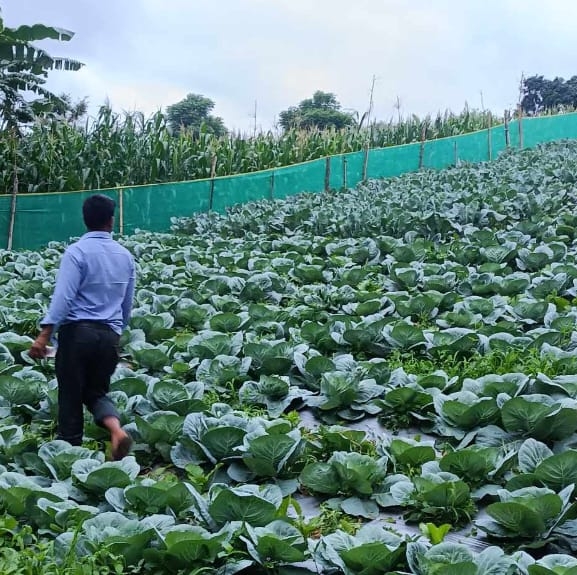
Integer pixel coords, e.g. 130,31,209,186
42,232,135,335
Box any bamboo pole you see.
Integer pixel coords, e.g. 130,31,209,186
342,157,348,190
487,111,493,161
209,155,217,210
210,155,217,179
453,141,459,166
418,123,427,169
7,168,17,251
517,75,524,149
118,188,124,235
324,157,331,192
504,110,510,149
518,107,524,149
270,171,275,200
7,133,18,251
362,76,376,182
362,146,369,181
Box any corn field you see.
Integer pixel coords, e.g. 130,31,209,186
0,106,499,194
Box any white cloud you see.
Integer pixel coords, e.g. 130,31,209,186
5,0,577,131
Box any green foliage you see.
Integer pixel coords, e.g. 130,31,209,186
0,9,83,131
477,485,577,548
528,555,577,575
377,473,477,527
316,525,408,574
4,142,577,570
419,522,452,544
295,505,362,538
522,74,577,115
407,542,517,575
300,451,387,498
165,93,226,136
0,516,123,574
0,105,497,193
279,90,355,130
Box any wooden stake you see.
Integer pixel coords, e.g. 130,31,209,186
419,123,427,169
7,133,18,251
517,74,525,149
362,75,376,181
504,110,510,149
361,75,376,182
209,155,217,211
342,157,348,190
118,188,124,235
210,155,217,179
487,111,493,161
270,171,275,200
7,168,17,251
518,107,524,149
252,100,258,138
453,141,459,166
325,157,331,192
362,147,369,181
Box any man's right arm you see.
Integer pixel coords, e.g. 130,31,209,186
30,248,82,359
41,248,82,328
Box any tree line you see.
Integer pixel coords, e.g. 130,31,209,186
521,75,577,115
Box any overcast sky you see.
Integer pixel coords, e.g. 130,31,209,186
6,1,577,133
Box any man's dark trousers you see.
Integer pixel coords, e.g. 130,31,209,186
55,321,121,445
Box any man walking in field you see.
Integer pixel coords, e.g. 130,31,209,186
29,194,135,460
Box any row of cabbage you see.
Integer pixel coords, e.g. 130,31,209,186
174,140,577,240
0,142,576,571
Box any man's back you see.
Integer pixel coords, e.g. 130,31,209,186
42,231,135,334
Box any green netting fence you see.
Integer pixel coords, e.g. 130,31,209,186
3,112,577,251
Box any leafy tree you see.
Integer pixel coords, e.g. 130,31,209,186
521,75,577,115
166,93,227,136
0,8,83,131
279,91,355,131
42,93,88,124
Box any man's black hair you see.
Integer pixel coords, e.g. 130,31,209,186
83,194,116,231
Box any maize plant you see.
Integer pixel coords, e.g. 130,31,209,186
0,105,500,194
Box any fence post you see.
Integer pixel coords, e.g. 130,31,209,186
270,171,275,200
7,137,19,251
518,107,524,149
362,147,369,181
453,141,459,166
118,188,124,235
324,157,331,192
342,157,348,190
504,110,510,149
210,155,217,180
209,155,217,211
487,111,493,161
7,169,18,250
419,123,427,169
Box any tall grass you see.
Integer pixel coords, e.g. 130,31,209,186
0,106,499,194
